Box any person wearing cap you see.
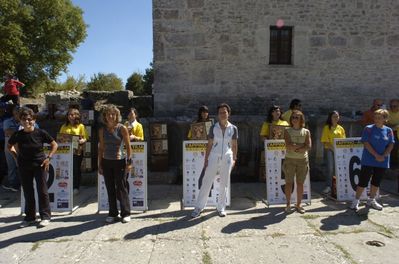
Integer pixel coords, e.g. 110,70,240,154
187,105,211,139
0,103,7,186
2,104,21,191
282,99,302,122
360,99,383,126
1,74,24,105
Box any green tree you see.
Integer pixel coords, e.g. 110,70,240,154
142,63,154,95
87,73,123,91
0,0,87,88
126,72,144,95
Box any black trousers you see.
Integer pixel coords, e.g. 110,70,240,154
0,140,7,184
102,159,130,217
0,94,19,105
20,163,51,221
73,154,83,189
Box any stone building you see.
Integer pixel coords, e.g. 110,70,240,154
153,0,399,116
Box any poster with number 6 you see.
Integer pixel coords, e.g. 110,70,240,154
265,140,311,205
334,138,377,201
182,140,231,208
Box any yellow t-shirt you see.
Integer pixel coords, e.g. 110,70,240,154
125,120,144,141
320,124,346,149
388,110,399,131
282,110,292,122
260,119,289,138
59,123,88,140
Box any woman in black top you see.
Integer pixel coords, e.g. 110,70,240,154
8,107,58,228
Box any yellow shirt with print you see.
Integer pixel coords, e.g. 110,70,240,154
260,119,289,138
320,124,346,150
125,121,144,141
388,110,399,132
59,123,88,140
282,110,292,122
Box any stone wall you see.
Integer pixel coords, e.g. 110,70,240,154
153,0,399,116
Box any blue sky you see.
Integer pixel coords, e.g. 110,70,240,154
59,0,153,84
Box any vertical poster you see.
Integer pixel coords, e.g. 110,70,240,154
334,138,375,201
265,140,311,205
21,143,74,213
182,140,231,208
98,142,148,212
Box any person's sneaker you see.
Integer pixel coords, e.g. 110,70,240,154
121,216,131,223
367,199,383,211
217,210,227,217
73,188,80,195
2,185,18,192
191,208,202,218
105,216,118,223
350,199,360,211
38,219,50,228
322,186,331,195
19,220,36,228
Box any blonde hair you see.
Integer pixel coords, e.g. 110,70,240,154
374,109,389,119
289,110,306,128
101,105,121,125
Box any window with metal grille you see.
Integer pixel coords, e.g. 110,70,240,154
269,26,293,65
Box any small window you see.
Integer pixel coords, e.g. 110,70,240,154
269,26,293,65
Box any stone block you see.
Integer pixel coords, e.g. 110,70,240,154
319,48,339,60
328,36,347,47
387,35,399,46
310,36,326,47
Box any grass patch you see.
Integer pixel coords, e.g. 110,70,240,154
367,219,395,238
271,232,285,238
202,251,212,264
332,243,358,264
30,238,72,251
301,214,322,220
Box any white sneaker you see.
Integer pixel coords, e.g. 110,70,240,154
217,210,227,217
73,189,80,195
350,199,360,211
38,219,50,227
19,220,36,228
322,186,331,194
367,199,383,211
105,216,117,223
191,208,202,218
121,216,131,223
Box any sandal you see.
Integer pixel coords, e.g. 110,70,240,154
295,206,305,214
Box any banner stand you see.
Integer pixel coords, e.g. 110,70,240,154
264,140,312,207
97,142,148,213
21,143,75,215
181,140,231,210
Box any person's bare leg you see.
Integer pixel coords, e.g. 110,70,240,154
285,182,293,208
296,183,304,208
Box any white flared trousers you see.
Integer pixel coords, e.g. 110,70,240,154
195,154,233,211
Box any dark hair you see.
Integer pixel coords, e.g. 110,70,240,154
130,107,140,121
289,99,302,110
217,103,231,114
18,107,36,120
289,110,305,128
65,108,81,126
197,105,209,122
326,111,340,129
266,105,283,123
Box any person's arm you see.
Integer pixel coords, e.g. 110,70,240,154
284,129,299,151
203,139,213,168
98,128,104,174
121,125,132,171
7,143,18,164
383,143,394,157
297,130,312,153
41,140,58,171
232,139,238,167
134,123,144,141
363,142,384,162
14,80,25,88
79,124,88,144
